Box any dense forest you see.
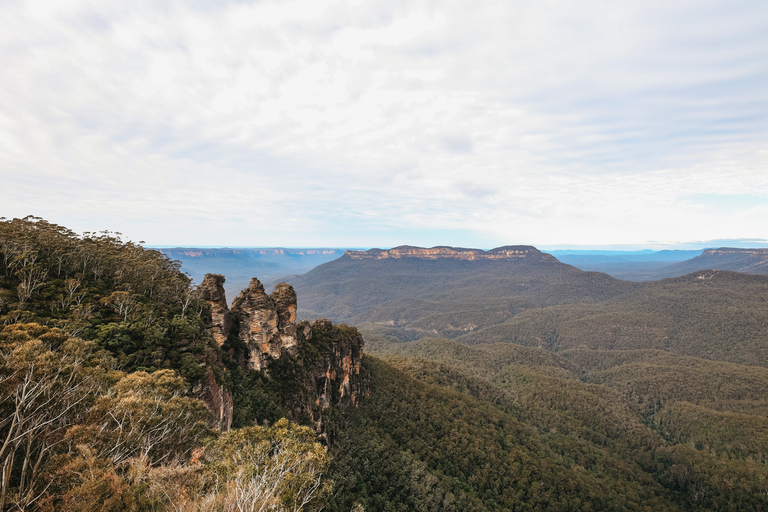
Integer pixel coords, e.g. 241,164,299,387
0,217,336,511
3,217,768,511
295,247,768,510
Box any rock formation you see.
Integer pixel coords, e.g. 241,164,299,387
345,245,559,262
192,368,234,432
199,273,367,437
196,274,235,432
305,318,366,408
199,274,232,346
228,278,300,371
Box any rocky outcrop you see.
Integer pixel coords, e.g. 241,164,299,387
229,278,299,371
199,274,232,346
199,273,367,438
345,245,558,262
304,319,366,409
192,368,234,432
197,274,236,431
261,318,369,440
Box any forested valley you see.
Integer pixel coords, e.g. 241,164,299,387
3,218,768,511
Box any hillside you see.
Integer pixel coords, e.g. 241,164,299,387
558,248,768,281
646,248,768,279
292,245,630,323
326,351,768,511
292,246,768,367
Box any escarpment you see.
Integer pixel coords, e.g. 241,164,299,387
345,245,558,262
200,273,368,438
192,366,234,433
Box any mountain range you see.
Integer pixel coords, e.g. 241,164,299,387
162,246,768,299
289,246,768,367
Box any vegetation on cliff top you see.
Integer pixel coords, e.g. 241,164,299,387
0,217,334,511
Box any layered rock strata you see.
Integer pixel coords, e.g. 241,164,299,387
229,278,299,371
199,274,232,346
200,274,367,436
345,245,558,262
305,318,366,409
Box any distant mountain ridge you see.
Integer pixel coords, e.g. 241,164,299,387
548,247,768,280
157,247,350,302
648,247,768,278
290,245,768,368
290,244,625,329
165,248,343,257
345,245,558,261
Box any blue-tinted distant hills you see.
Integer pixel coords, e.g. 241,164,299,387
547,249,704,263
548,248,768,281
156,247,352,303
159,245,768,301
547,249,704,280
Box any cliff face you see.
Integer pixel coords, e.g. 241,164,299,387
199,274,232,346
703,248,768,256
200,273,367,437
195,274,236,432
192,367,234,433
303,319,366,408
692,248,768,274
229,278,299,371
345,245,558,262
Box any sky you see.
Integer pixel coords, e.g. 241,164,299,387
2,0,768,249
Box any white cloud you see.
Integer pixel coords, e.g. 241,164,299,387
1,0,767,246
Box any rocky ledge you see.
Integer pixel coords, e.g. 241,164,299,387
703,248,768,256
345,245,558,262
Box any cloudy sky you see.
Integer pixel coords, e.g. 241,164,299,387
2,0,768,249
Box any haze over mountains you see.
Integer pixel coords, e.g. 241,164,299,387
163,245,768,303
157,247,350,300
549,249,704,280
552,248,768,281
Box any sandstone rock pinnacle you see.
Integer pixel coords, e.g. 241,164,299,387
230,278,300,370
199,274,232,346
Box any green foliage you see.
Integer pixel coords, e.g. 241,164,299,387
202,418,332,512
0,323,111,510
327,357,681,511
1,323,332,512
9,219,768,511
325,338,768,511
0,216,219,385
69,369,213,466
